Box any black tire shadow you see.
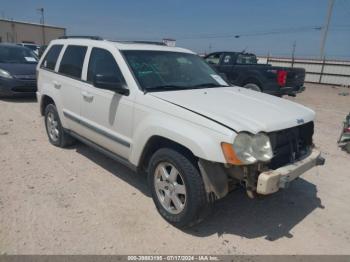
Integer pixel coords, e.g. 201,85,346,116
71,141,323,241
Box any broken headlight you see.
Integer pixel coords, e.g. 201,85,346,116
229,132,273,164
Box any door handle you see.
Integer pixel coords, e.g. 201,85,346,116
82,91,94,101
53,81,61,89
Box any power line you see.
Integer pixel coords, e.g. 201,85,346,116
175,26,323,40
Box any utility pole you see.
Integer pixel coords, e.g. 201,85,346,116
320,0,335,59
291,40,296,67
37,8,46,45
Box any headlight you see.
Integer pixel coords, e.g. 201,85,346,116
251,133,273,161
221,132,273,165
232,133,256,164
0,68,13,79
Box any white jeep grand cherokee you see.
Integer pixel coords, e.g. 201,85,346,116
37,36,325,228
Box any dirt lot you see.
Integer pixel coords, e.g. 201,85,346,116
0,83,349,255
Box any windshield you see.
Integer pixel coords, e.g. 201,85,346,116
0,45,38,64
122,50,228,91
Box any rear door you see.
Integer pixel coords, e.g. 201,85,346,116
55,45,88,132
38,44,63,96
80,47,134,159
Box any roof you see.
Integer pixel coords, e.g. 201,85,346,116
0,18,66,30
0,43,33,49
50,38,195,53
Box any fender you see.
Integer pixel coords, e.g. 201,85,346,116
129,114,231,166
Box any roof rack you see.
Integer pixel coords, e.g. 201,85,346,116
58,36,103,40
111,40,166,46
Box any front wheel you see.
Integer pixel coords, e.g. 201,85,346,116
148,148,211,228
244,83,262,92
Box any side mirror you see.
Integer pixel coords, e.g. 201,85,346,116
93,74,129,96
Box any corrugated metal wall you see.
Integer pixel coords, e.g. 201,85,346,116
258,57,350,86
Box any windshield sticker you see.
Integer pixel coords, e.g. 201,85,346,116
24,57,37,62
211,74,228,86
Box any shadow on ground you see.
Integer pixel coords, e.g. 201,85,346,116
75,142,150,197
74,141,324,241
0,96,37,103
187,180,324,241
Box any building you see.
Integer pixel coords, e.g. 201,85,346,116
0,18,66,45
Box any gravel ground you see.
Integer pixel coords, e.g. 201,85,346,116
0,83,349,255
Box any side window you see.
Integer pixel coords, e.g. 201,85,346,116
222,55,233,65
40,45,63,70
236,54,258,65
205,53,221,65
87,47,125,84
58,45,87,79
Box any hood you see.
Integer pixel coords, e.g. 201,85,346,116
150,86,315,134
0,62,37,76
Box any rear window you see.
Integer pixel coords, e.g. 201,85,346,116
41,45,63,70
58,45,87,79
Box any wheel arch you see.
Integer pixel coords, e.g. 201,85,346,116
137,135,198,172
40,95,55,116
241,76,262,88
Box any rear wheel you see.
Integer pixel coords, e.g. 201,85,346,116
148,148,211,228
44,104,75,147
244,83,262,92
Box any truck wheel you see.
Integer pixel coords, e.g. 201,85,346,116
44,104,75,147
148,148,211,228
244,83,262,92
345,143,350,154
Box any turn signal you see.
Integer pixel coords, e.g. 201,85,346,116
221,142,243,165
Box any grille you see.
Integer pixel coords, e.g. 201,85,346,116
268,121,313,170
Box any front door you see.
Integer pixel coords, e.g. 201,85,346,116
80,47,134,159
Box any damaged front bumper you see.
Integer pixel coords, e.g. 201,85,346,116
256,149,325,195
198,148,325,200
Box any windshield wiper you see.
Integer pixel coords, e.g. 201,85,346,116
146,83,228,93
146,85,189,92
190,83,228,88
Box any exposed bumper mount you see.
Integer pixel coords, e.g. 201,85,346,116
257,149,325,195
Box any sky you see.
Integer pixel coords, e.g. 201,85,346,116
1,0,350,59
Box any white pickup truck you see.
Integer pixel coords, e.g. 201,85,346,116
36,36,325,228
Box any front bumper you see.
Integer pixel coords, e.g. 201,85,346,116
0,77,37,97
257,149,325,195
265,85,305,97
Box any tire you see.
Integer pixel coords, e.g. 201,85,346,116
243,83,262,92
148,148,211,228
345,143,350,154
44,104,75,147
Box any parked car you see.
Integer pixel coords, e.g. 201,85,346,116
204,51,306,97
17,43,40,56
37,36,324,228
38,45,47,58
0,43,38,97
